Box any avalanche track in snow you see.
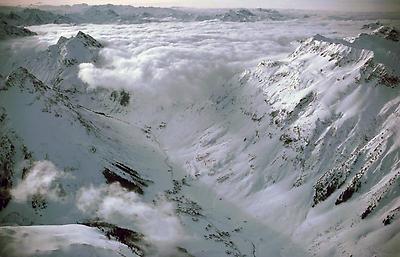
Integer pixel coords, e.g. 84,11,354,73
0,21,399,257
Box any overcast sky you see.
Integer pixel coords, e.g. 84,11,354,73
0,0,399,12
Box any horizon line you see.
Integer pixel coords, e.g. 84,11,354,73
0,3,400,14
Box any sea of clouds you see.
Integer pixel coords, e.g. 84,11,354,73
22,18,378,104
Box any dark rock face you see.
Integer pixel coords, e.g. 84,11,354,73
110,90,131,106
5,67,49,93
82,221,145,256
361,21,383,30
0,20,37,39
0,107,36,213
373,26,400,42
0,135,14,211
76,31,103,48
102,162,152,194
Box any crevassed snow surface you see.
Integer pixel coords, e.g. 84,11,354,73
0,15,399,257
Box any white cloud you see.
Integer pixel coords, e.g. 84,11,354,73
11,160,66,202
24,19,375,106
76,183,185,253
72,20,362,104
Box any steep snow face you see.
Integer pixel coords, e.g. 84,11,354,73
1,20,400,257
0,66,192,256
0,51,309,257
50,30,103,70
140,27,400,256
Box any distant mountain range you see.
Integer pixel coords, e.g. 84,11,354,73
0,5,294,26
0,20,36,39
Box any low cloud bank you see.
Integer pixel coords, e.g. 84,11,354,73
76,183,185,253
75,21,304,100
11,160,66,202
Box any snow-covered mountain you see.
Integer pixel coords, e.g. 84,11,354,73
194,8,286,22
0,22,399,257
0,5,294,25
130,25,399,256
217,8,285,22
0,20,36,39
0,8,72,26
2,4,400,26
24,31,102,89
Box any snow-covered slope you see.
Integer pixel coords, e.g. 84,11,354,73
135,26,400,256
0,31,306,257
0,66,189,256
0,224,135,257
0,25,399,257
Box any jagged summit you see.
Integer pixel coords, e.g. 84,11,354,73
301,25,399,49
291,27,400,88
75,31,103,48
22,31,103,88
55,31,103,50
50,31,102,65
300,25,399,52
50,31,102,68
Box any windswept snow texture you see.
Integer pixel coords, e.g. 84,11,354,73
0,224,134,257
0,8,400,257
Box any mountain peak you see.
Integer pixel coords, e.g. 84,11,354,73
55,31,103,49
56,36,68,45
75,31,103,48
47,31,103,68
19,31,103,90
